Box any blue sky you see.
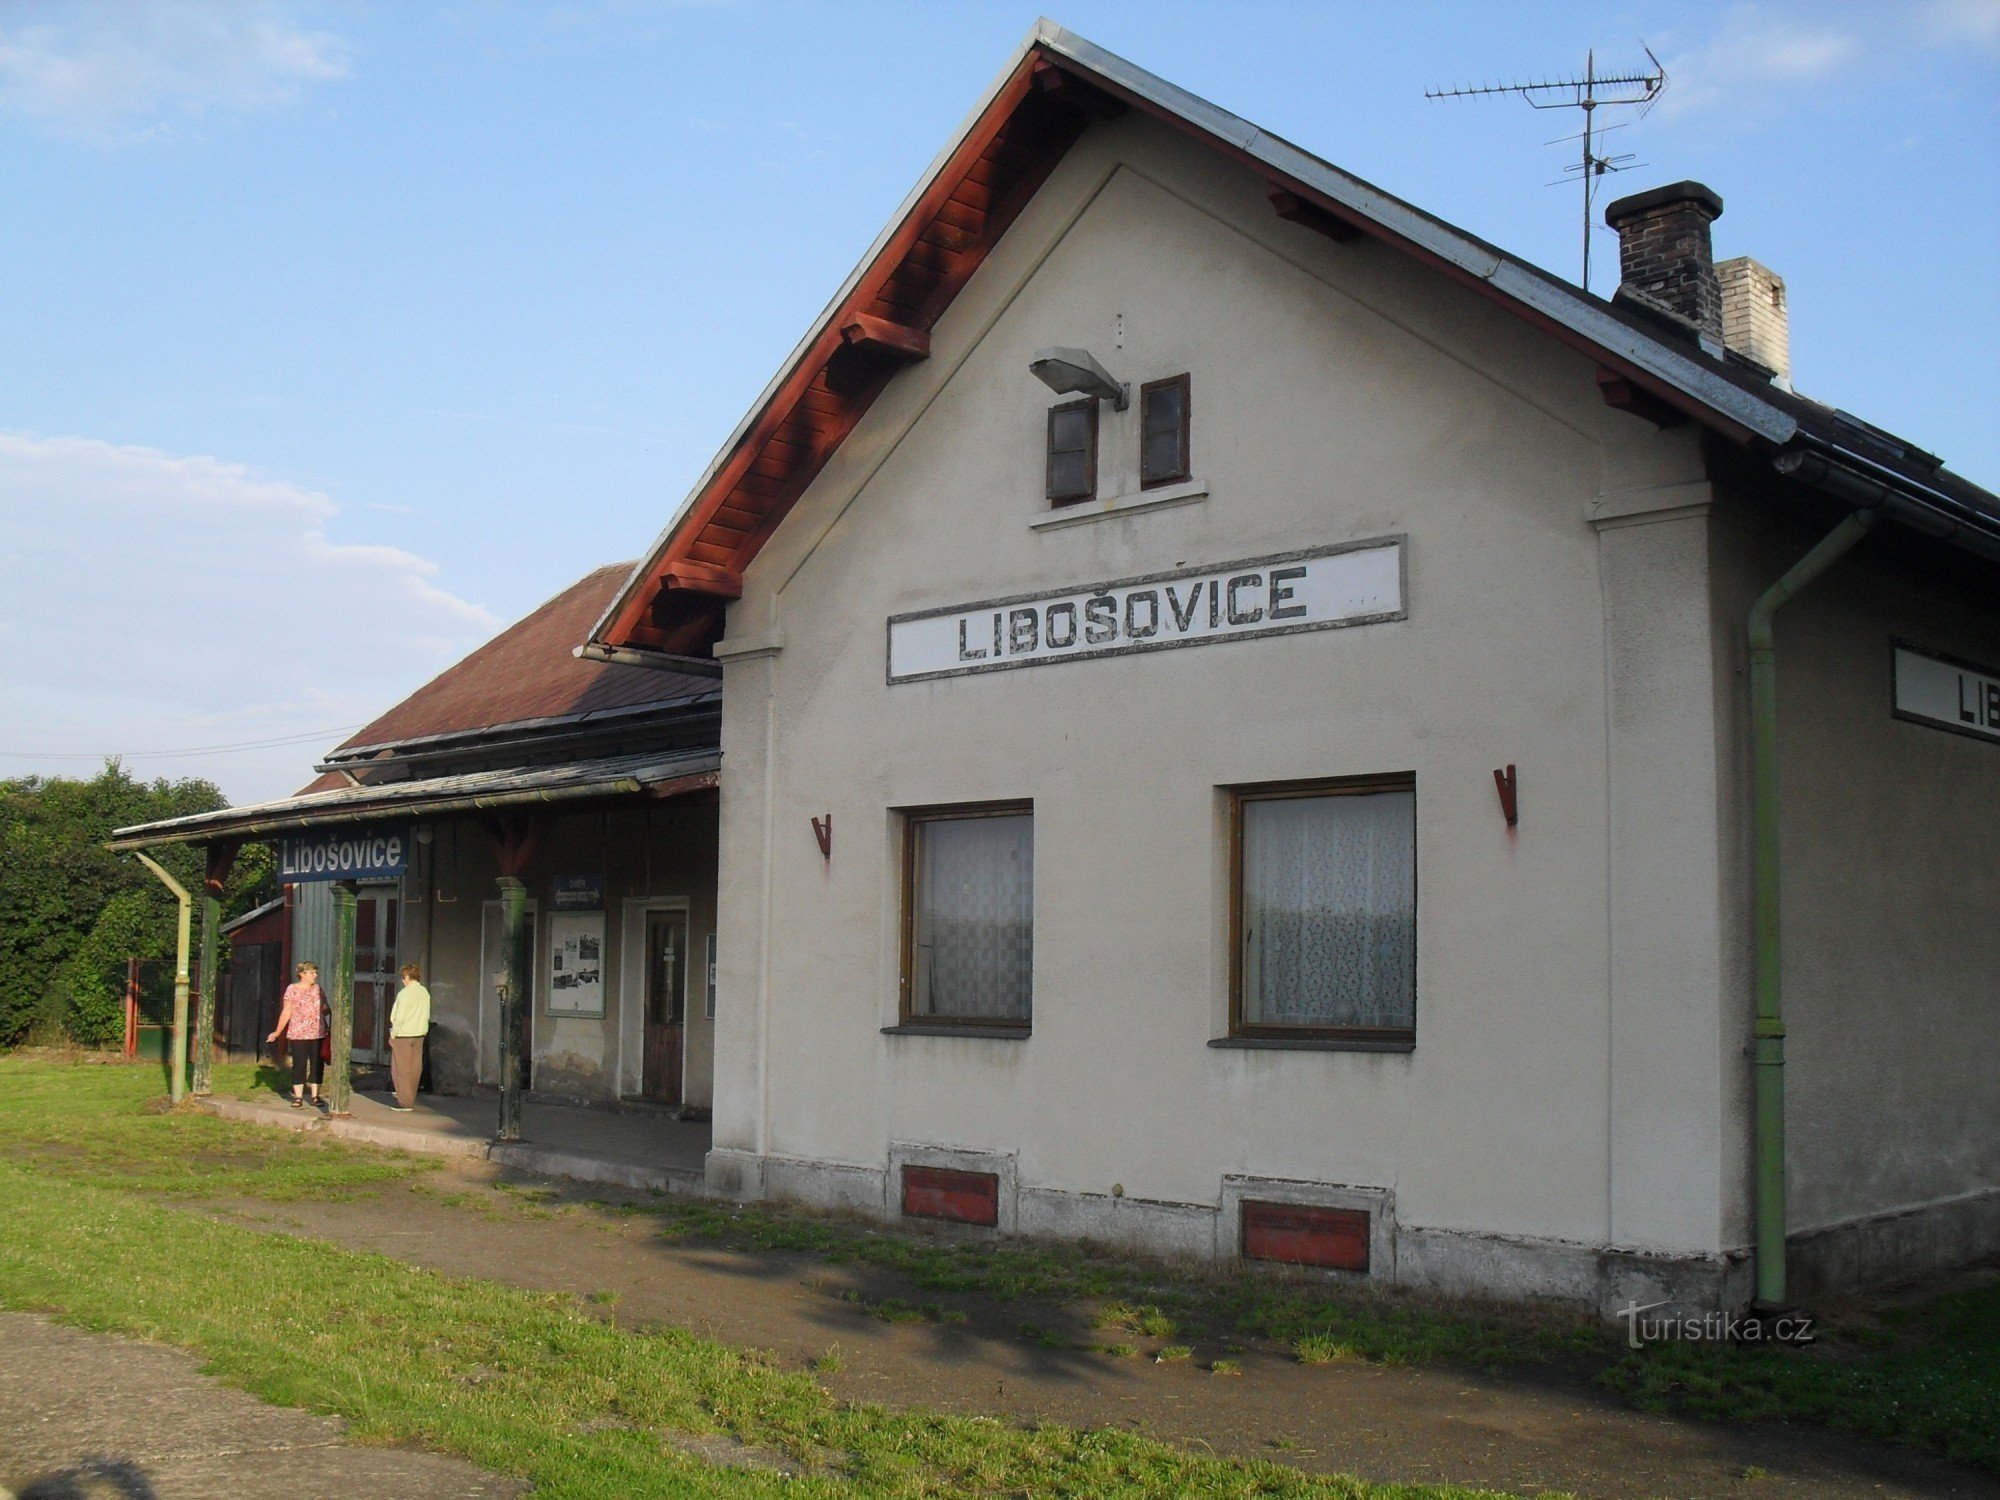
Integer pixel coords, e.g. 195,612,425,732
2,0,1995,803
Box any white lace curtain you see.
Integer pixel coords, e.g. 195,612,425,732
912,813,1034,1021
1241,790,1415,1030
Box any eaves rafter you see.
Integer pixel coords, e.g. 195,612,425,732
592,49,1122,661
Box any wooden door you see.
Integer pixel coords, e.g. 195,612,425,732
226,943,283,1057
641,911,686,1106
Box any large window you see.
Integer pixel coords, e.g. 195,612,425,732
901,804,1034,1030
1231,777,1416,1043
1045,398,1097,506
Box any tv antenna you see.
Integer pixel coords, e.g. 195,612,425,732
1427,49,1666,294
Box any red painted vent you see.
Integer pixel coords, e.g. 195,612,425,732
1241,1201,1370,1272
901,1165,999,1227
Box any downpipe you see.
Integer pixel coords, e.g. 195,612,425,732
133,853,194,1105
1747,506,1878,1316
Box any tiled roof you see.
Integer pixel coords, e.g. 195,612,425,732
333,563,718,759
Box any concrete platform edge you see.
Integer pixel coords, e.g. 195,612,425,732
196,1095,706,1195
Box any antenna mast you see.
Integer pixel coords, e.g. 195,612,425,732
1427,48,1665,293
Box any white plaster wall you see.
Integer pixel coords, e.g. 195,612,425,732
1709,496,2000,1240
710,114,1732,1257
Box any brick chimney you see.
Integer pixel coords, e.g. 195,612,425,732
1717,256,1790,387
1604,181,1725,344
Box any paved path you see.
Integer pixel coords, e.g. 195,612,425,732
0,1313,526,1500
202,1086,709,1194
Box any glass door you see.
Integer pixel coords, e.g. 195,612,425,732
350,891,399,1065
642,911,686,1106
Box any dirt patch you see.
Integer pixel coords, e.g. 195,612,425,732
185,1164,1996,1500
0,1311,526,1500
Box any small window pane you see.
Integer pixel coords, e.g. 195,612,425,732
1140,376,1188,485
1240,790,1414,1032
1049,447,1088,499
1046,401,1095,504
912,813,1033,1022
1050,405,1092,452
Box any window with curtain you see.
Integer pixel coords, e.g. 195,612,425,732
903,806,1034,1028
1234,780,1415,1040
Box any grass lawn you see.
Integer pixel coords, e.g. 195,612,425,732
2,1055,1996,1488
633,1198,2000,1475
0,1056,1499,1498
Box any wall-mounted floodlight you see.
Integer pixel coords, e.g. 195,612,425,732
1030,346,1128,410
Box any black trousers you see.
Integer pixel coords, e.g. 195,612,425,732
288,1039,324,1088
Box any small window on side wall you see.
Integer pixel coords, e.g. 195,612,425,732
1046,399,1097,506
902,804,1034,1030
1140,373,1190,488
1231,776,1415,1044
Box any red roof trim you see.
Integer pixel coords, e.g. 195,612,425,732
601,45,1112,656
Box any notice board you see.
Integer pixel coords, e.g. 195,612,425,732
546,910,606,1017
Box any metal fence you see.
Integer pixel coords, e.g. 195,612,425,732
122,958,179,1062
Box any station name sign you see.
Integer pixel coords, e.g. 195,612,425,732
278,826,410,882
1893,644,2000,745
887,539,1405,684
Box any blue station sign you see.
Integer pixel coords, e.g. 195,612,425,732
279,826,410,883
552,873,604,911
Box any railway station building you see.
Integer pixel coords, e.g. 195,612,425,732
117,24,1999,1316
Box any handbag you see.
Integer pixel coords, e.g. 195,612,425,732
318,990,333,1062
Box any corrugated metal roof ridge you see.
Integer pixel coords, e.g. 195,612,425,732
1032,22,1797,445
111,745,723,847
324,686,721,765
221,895,287,934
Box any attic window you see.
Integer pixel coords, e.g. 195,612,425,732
1046,398,1097,506
1140,374,1190,488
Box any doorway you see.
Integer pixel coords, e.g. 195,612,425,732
641,910,687,1106
351,890,399,1065
478,898,539,1087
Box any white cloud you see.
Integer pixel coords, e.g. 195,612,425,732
1657,7,1862,120
0,431,497,803
0,1,349,145
1926,0,2000,51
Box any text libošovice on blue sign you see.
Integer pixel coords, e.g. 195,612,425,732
279,827,410,882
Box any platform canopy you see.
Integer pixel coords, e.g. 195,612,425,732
107,746,720,852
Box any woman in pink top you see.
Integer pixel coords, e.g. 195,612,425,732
266,961,330,1110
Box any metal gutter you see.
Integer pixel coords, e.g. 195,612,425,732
573,643,729,675
108,777,643,850
1776,438,2000,561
